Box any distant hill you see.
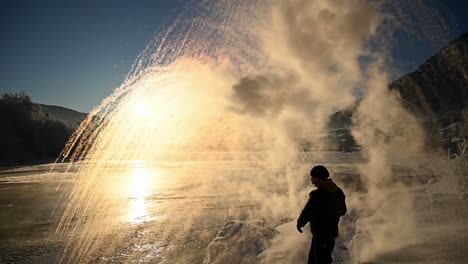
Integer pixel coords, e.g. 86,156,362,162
0,92,87,164
330,33,468,151
390,32,468,126
39,104,87,129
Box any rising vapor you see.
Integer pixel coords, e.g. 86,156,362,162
53,0,456,262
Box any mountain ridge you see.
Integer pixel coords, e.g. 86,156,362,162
389,32,468,124
39,103,87,129
329,32,468,151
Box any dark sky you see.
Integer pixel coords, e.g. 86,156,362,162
1,0,467,112
0,0,185,112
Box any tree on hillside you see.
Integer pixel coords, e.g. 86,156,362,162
0,92,72,162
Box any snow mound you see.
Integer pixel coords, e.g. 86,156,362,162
204,220,278,264
259,221,349,263
258,221,310,263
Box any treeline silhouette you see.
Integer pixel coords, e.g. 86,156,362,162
0,92,72,163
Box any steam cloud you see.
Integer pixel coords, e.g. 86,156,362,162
230,0,428,262
55,0,457,263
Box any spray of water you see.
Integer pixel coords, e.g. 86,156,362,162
54,0,457,262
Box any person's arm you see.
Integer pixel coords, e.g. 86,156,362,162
336,189,347,217
297,193,316,233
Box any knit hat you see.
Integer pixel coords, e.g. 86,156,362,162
310,165,329,179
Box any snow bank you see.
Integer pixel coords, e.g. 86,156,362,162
259,221,349,263
258,221,309,263
205,220,349,264
204,220,278,264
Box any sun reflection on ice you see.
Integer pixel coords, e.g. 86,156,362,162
127,163,151,223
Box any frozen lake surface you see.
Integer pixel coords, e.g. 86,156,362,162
0,152,467,263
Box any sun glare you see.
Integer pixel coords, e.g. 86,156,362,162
129,166,150,198
127,165,150,222
132,101,152,117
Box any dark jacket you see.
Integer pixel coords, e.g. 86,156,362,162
297,179,347,238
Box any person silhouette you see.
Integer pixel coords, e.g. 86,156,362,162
297,165,347,264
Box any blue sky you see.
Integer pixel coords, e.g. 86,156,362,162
0,0,185,112
1,0,467,112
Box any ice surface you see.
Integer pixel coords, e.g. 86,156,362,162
1,156,468,263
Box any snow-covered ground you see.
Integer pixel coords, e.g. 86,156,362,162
260,181,468,263
0,152,467,263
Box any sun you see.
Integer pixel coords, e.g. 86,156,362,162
132,101,152,117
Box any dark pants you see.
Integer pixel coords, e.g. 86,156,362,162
308,236,335,264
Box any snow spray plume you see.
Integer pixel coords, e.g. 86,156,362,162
55,1,268,262
54,0,453,263
252,0,452,262
351,68,426,260
229,0,380,215
347,0,459,260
